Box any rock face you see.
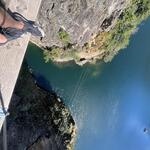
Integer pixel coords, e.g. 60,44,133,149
33,0,129,47
0,63,76,150
32,0,150,65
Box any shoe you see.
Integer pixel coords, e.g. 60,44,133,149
6,8,45,37
10,11,45,37
0,8,45,46
0,27,22,46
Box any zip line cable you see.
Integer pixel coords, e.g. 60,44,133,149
54,67,90,147
69,67,88,104
69,67,89,107
54,68,87,139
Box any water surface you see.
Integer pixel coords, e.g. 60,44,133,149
25,17,150,150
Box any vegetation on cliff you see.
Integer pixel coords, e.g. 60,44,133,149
96,0,150,62
2,63,76,150
43,0,150,64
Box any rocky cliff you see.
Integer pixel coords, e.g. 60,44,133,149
0,63,76,150
33,0,128,47
32,0,150,64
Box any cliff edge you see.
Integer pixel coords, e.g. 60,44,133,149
0,63,76,150
32,0,150,65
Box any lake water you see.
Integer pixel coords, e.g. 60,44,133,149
25,17,150,150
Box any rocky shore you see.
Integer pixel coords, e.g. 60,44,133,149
31,0,150,65
0,63,76,150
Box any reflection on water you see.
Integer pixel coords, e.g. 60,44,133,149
25,17,150,150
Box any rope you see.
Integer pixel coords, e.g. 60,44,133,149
69,68,87,104
0,85,9,116
69,67,89,106
0,84,9,150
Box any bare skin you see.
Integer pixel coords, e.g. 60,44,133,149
0,33,7,43
0,7,24,43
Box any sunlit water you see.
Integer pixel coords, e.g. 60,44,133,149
25,17,150,150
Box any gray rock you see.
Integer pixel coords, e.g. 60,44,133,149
33,0,129,47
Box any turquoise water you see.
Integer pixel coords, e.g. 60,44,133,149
25,17,150,150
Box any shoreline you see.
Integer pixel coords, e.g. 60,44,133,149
31,0,150,66
0,62,77,150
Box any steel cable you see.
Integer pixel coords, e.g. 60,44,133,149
54,66,90,147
